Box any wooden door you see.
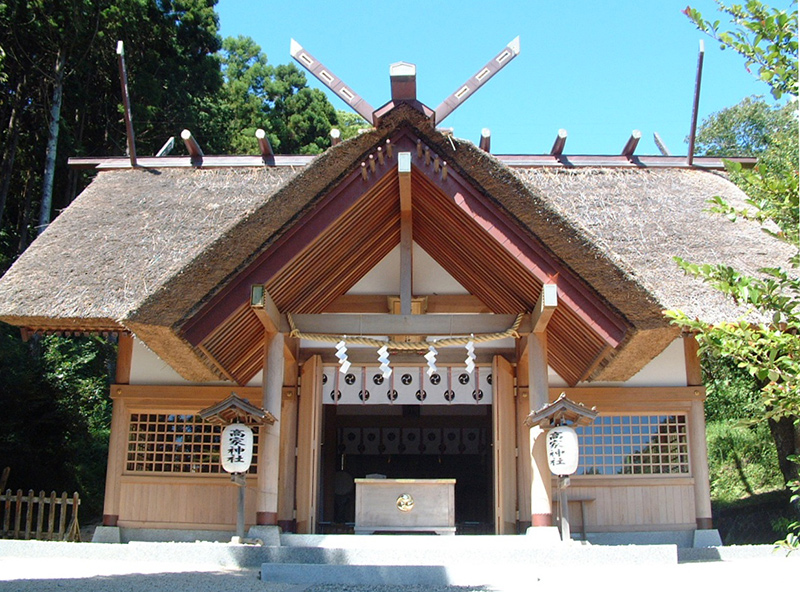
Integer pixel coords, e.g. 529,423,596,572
492,355,517,534
296,355,323,533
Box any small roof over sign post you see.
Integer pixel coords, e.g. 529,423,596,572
198,393,276,427
524,392,598,429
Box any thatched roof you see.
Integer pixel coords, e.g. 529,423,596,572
513,166,785,325
0,167,298,327
0,105,790,384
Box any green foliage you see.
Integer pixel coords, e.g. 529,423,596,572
0,0,225,255
684,1,798,98
670,4,800,548
706,419,785,502
701,351,763,422
218,36,338,155
335,110,371,141
0,324,115,517
692,96,797,157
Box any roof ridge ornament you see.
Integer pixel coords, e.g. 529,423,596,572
290,39,377,124
289,37,521,127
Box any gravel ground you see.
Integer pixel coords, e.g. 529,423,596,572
0,553,798,592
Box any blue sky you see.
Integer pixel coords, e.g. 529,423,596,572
216,1,789,155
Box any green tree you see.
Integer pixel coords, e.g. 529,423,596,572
336,110,371,141
692,95,797,157
668,0,799,546
218,35,339,155
683,0,798,98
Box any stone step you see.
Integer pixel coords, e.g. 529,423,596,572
264,541,677,566
261,541,679,586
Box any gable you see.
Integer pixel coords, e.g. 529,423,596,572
0,106,786,388
175,125,632,386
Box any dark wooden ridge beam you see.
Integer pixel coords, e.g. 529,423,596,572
550,129,567,155
67,153,756,171
494,154,755,169
621,130,641,157
68,154,316,169
434,36,520,125
290,39,376,124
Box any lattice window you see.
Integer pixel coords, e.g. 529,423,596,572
126,413,258,474
575,414,689,476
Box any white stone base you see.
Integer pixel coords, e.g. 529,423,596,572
525,526,562,544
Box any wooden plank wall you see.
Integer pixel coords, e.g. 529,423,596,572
118,477,256,530
563,480,696,532
108,385,263,531
537,385,702,533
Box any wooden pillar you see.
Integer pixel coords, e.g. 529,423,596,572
296,356,323,533
102,394,127,526
684,334,713,529
256,332,284,525
115,333,133,384
103,333,134,526
277,340,299,532
515,342,532,531
493,355,517,534
528,332,552,526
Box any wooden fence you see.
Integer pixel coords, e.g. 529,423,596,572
1,489,80,542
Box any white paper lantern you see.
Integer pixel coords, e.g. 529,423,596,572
221,423,254,473
546,425,579,476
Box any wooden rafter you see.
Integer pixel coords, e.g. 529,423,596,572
531,283,557,333
550,129,567,156
621,130,641,157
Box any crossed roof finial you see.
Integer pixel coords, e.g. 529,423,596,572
290,37,520,127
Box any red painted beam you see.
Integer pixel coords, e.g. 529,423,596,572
180,163,397,347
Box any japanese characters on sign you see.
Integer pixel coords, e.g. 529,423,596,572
546,425,579,476
221,423,254,473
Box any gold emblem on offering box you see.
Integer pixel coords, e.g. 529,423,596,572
396,493,414,512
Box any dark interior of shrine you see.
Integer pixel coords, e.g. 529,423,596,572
318,405,494,533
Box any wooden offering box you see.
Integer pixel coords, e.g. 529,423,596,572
354,478,456,535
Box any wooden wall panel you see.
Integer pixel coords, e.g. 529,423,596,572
561,481,696,532
118,477,256,530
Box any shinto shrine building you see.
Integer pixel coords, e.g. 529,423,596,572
0,40,787,545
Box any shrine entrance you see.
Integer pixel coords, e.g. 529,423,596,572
311,363,499,534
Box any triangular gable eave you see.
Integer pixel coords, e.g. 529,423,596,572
158,111,666,385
